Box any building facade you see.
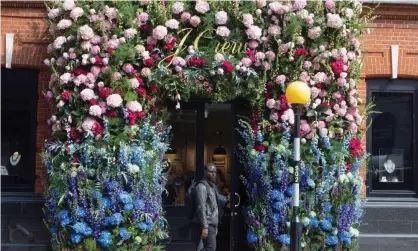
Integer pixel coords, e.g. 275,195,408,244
1,1,418,250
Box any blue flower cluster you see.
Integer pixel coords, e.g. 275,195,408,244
247,229,258,243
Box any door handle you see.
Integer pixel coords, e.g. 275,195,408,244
234,192,241,207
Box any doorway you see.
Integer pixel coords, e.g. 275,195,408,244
163,100,249,251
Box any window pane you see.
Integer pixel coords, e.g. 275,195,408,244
162,109,196,206
1,68,38,192
370,92,414,191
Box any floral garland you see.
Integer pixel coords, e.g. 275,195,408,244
42,0,371,250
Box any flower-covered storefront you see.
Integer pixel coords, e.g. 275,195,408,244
42,0,371,250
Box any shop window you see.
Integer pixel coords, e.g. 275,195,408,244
1,68,38,192
367,79,418,196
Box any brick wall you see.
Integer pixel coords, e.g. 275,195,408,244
1,2,418,194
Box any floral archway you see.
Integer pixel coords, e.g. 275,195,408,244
43,0,371,250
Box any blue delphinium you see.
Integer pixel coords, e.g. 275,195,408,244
320,219,333,231
92,191,103,200
323,201,332,214
76,207,86,218
102,197,111,208
133,199,145,210
73,222,92,236
58,210,71,227
70,232,82,244
118,191,133,204
279,234,290,245
119,228,131,240
124,203,134,211
137,219,153,232
49,227,57,234
272,213,281,223
109,213,123,226
98,231,113,248
325,235,338,246
246,229,258,243
271,189,283,201
310,217,319,228
285,186,293,197
337,204,354,233
339,231,352,245
58,210,69,221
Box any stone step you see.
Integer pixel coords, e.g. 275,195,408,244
359,236,418,251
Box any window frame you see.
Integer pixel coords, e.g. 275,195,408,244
366,78,418,197
1,68,39,193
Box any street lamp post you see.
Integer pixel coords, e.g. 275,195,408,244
285,81,311,251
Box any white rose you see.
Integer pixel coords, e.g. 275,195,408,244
128,164,140,174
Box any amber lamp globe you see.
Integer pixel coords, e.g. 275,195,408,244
285,81,311,105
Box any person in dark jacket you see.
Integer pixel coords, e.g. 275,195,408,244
193,163,228,251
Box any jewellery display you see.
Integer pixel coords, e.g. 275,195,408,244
381,176,387,182
383,159,395,173
392,177,399,182
9,152,21,166
1,165,9,176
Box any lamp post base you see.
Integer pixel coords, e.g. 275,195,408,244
290,219,302,251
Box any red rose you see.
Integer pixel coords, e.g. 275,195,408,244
106,110,118,117
127,111,137,125
350,138,363,157
149,85,158,92
346,163,353,172
164,56,173,63
254,145,266,152
266,80,273,88
130,69,137,77
295,48,309,57
137,111,145,119
152,53,159,60
137,87,147,97
99,87,112,98
162,45,168,50
128,110,137,120
330,60,346,76
144,58,154,67
92,121,103,135
167,43,174,49
146,45,154,51
94,56,104,66
316,83,323,89
90,99,97,105
187,57,206,67
246,50,255,57
140,24,149,31
107,48,114,54
61,91,72,102
279,95,289,111
321,101,329,107
147,95,153,102
74,67,87,76
137,78,144,85
222,61,234,72
69,128,78,139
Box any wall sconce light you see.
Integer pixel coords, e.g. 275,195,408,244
212,131,226,161
165,147,177,161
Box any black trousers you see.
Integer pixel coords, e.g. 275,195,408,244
192,223,217,251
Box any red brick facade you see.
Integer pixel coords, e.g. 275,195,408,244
1,2,418,194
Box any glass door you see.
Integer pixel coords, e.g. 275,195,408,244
163,102,199,250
